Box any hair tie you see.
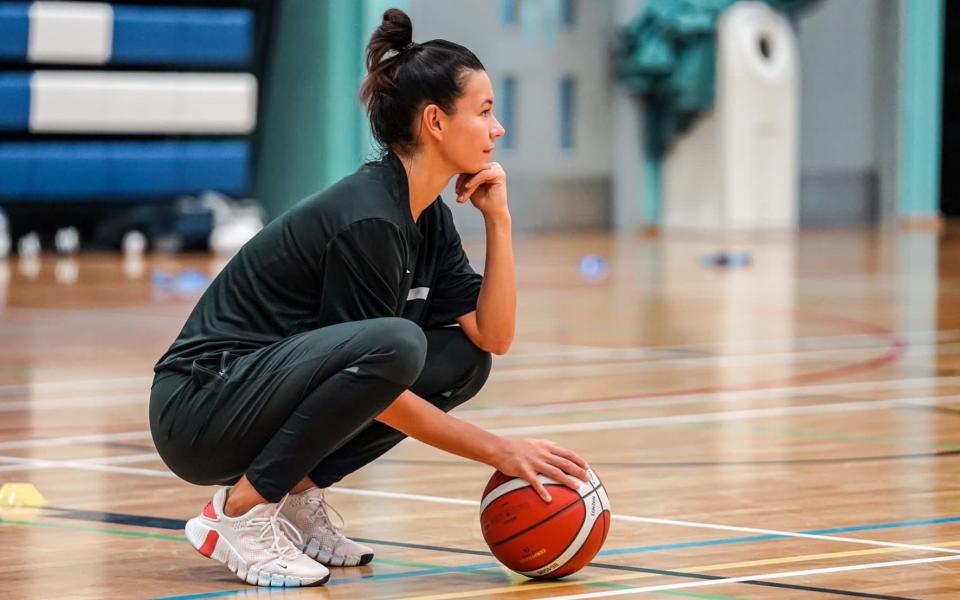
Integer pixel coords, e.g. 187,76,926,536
379,42,417,64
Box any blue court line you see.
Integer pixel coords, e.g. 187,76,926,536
150,514,960,599
595,514,960,557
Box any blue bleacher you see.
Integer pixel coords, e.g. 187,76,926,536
0,141,250,200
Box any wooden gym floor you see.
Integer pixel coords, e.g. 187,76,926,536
1,228,959,599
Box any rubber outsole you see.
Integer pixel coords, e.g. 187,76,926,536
185,517,330,587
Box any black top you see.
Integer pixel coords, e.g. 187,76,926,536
154,152,483,374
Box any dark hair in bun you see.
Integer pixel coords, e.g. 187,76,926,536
359,8,484,155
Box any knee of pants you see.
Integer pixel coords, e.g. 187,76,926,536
360,317,428,387
457,343,492,402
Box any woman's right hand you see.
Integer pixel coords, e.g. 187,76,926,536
492,438,590,502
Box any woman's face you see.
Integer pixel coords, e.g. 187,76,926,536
438,69,505,174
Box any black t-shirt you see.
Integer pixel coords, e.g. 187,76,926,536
154,151,483,374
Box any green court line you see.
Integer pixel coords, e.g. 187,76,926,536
0,517,186,541
589,581,746,600
0,516,747,598
0,517,471,573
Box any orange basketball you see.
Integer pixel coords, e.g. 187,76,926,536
479,468,611,579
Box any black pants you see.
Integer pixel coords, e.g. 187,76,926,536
150,318,492,502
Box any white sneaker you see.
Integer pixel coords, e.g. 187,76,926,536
281,487,375,567
185,487,331,587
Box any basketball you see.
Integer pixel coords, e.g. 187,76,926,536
479,468,611,579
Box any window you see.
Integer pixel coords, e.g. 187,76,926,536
500,76,516,149
559,74,575,150
501,0,520,26
560,0,576,28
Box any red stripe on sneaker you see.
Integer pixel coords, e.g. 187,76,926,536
202,501,218,520
198,530,219,557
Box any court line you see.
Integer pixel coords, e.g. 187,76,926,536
11,512,919,600
537,555,960,600
458,376,960,418
27,502,960,560
1,454,952,559
25,503,960,562
6,388,958,451
0,376,152,396
0,455,172,477
0,393,148,412
506,328,960,363
337,542,960,600
4,505,953,600
0,430,152,450
5,374,959,416
489,345,906,381
487,394,960,436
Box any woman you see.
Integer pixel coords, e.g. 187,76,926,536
150,8,589,588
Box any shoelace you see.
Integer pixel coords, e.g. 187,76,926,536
305,489,346,534
249,494,305,561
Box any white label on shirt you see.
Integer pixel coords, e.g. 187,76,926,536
407,287,429,301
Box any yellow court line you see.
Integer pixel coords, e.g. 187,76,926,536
396,539,960,600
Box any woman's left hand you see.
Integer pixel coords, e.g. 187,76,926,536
455,162,508,218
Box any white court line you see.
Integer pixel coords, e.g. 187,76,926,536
487,394,960,436
0,376,152,396
0,430,152,450
541,555,960,599
4,374,959,417
0,393,147,412
0,329,952,400
4,388,960,450
608,514,960,555
457,375,960,418
508,328,960,360
488,344,906,382
0,455,953,556
0,454,173,477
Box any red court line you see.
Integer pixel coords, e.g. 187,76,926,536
522,308,908,406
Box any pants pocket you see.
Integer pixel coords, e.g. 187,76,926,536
191,351,231,387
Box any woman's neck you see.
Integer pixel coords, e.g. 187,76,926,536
396,149,455,222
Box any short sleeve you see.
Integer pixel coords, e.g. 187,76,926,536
424,206,483,328
317,219,406,325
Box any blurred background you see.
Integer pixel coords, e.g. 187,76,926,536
0,0,951,253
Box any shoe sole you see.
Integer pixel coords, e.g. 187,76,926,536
185,517,330,587
303,538,375,566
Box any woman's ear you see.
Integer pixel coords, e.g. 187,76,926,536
422,104,444,141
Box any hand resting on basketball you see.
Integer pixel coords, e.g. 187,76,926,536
375,391,589,503
492,438,590,502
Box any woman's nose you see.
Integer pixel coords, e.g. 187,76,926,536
492,117,505,139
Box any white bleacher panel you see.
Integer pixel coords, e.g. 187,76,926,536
28,1,113,64
29,71,258,134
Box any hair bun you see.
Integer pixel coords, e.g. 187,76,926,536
365,8,414,71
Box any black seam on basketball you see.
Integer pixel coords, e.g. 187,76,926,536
486,481,601,547
479,482,569,518
530,493,595,576
492,482,603,576
488,494,583,548
526,494,590,577
537,482,605,576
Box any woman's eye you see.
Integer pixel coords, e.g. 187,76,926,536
481,110,490,116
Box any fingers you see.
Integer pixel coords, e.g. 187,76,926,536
543,464,582,491
525,470,553,503
548,445,590,473
546,455,590,485
455,164,502,203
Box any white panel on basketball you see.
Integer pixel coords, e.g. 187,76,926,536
28,1,113,64
29,72,258,134
480,474,562,513
480,469,609,578
516,485,603,578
